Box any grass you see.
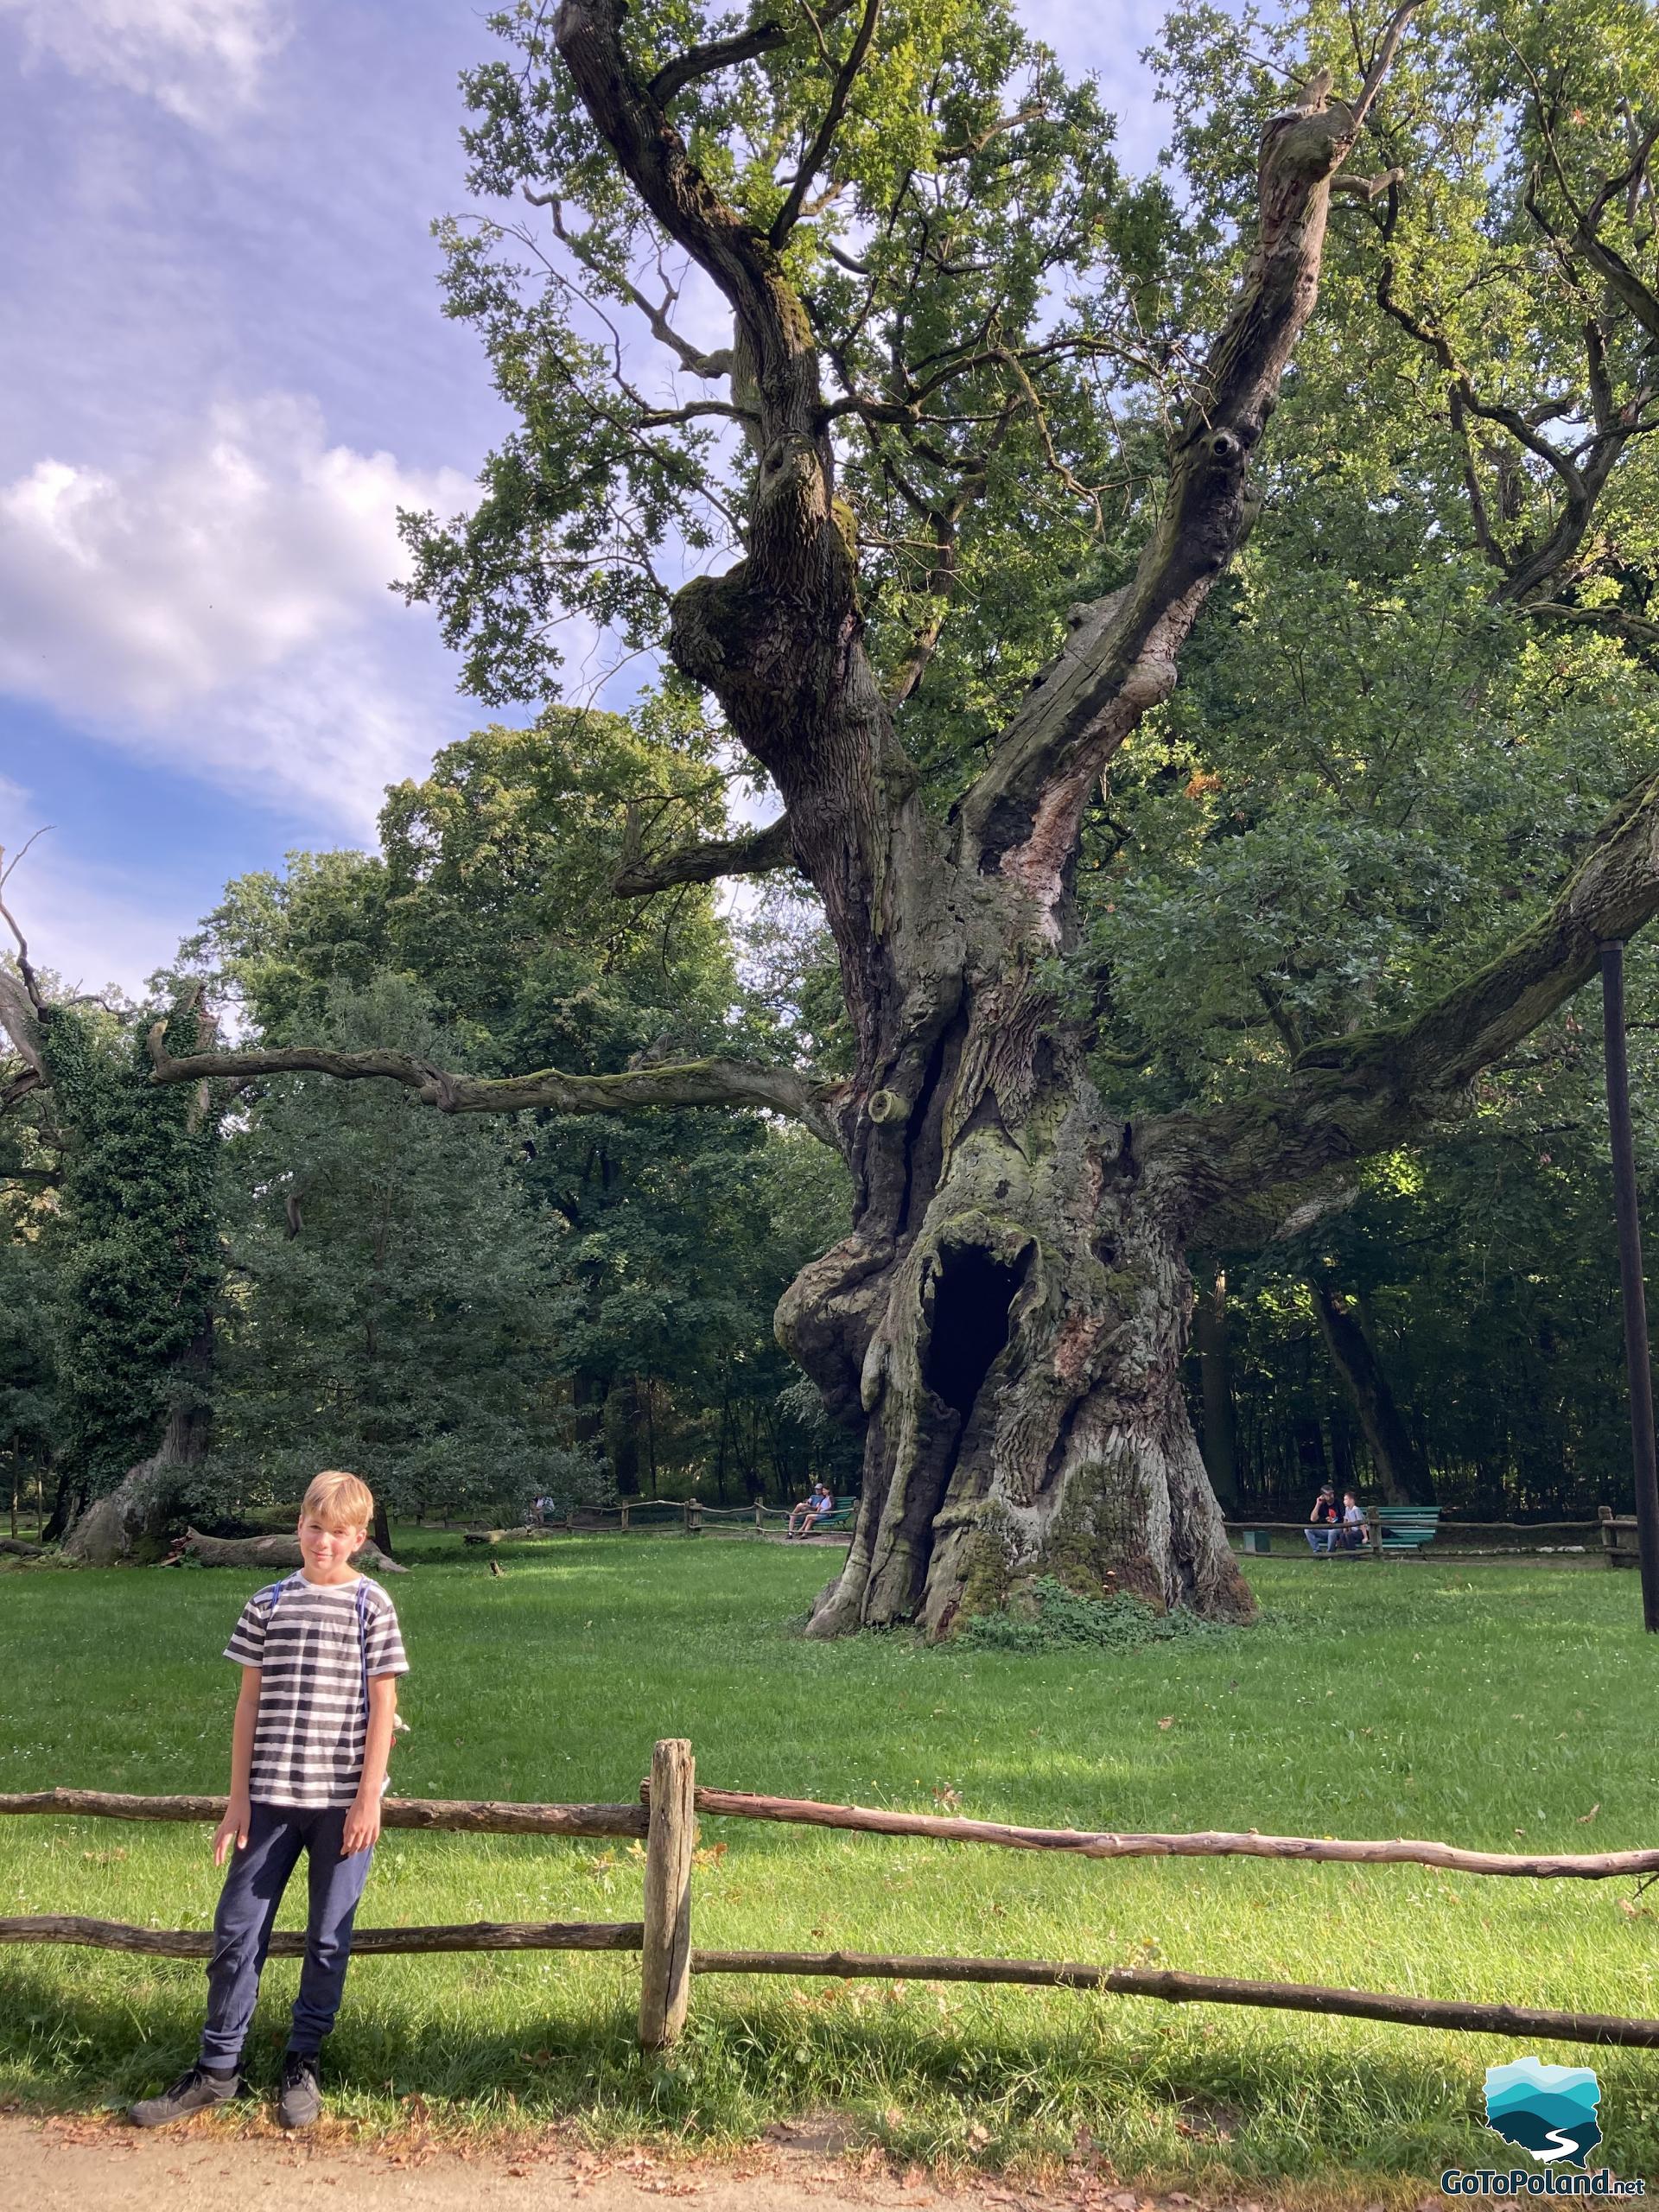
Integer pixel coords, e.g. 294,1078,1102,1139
3,1533,1659,2193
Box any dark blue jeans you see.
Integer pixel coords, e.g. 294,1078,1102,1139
200,1802,374,2068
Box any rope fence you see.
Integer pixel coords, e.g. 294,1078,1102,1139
5,1744,1658,2052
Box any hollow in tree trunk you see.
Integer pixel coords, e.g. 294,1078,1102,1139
779,992,1250,1635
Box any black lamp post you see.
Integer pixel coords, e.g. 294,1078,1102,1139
1599,942,1659,1631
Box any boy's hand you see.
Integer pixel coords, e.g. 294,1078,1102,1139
213,1797,251,1866
341,1791,381,1856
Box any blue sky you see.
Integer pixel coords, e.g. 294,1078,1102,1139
0,0,1175,995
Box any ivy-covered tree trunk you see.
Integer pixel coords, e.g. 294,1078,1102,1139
60,1313,215,1567
37,1006,220,1562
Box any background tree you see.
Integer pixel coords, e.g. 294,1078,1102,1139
188,715,850,1507
126,0,1659,1634
207,972,594,1541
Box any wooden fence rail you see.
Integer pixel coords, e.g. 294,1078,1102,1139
5,1744,1656,2052
2,1916,644,1957
8,1783,1656,1880
0,1787,646,1837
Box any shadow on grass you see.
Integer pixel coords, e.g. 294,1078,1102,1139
9,1958,1655,2180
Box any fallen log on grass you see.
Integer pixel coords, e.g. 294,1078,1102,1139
176,1527,406,1572
0,1915,643,1957
0,1538,43,1557
0,1786,647,1837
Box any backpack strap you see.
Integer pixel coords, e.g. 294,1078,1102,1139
254,1572,301,1617
354,1579,371,1720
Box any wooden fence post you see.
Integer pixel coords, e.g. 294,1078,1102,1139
620,1503,631,1534
639,1738,695,2050
753,1500,763,1531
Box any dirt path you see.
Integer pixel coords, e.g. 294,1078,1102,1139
2,2112,1329,2212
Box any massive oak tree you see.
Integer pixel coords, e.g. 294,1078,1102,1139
141,0,1659,1635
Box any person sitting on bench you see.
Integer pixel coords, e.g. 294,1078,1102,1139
788,1482,834,1537
1338,1491,1370,1549
1306,1485,1338,1554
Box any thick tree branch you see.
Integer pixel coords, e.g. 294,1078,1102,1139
613,810,797,896
1521,96,1659,346
1166,764,1659,1227
524,191,736,381
647,16,791,108
146,1022,846,1153
954,28,1419,893
1526,601,1659,650
769,0,881,250
0,1068,41,1114
938,104,1044,163
0,969,44,1084
554,0,816,429
0,842,50,1081
1378,258,1645,607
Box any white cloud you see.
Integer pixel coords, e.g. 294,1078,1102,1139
0,394,477,830
0,0,287,126
0,830,188,1002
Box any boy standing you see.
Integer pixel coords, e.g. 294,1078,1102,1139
129,1470,409,2131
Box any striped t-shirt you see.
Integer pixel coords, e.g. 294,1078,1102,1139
224,1573,409,1808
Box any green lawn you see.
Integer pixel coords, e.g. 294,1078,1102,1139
3,1535,1658,2191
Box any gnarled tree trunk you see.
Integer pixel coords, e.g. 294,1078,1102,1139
61,1314,214,1567
779,972,1249,1635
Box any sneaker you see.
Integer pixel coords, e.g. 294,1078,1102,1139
128,2063,243,2127
277,2050,323,2130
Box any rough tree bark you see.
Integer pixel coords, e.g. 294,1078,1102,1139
139,6,1659,1634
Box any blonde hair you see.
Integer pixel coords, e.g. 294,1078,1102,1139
302,1470,375,1532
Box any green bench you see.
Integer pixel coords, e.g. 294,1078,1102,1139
814,1495,859,1532
1374,1505,1440,1553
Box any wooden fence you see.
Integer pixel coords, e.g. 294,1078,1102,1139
5,1742,1659,2052
535,1503,841,1535
479,1506,1618,1554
